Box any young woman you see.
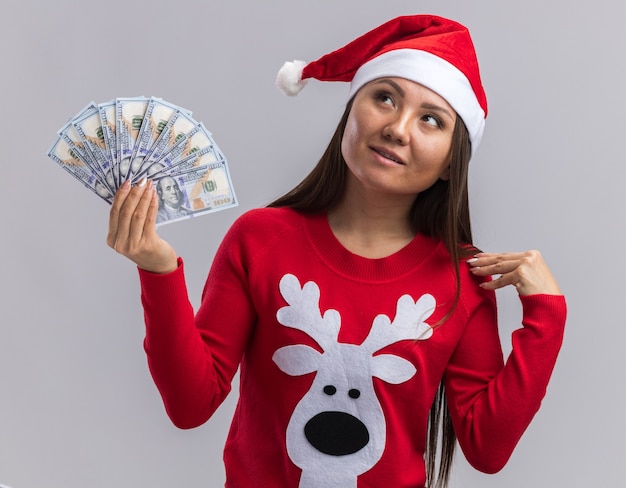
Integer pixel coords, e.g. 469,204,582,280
106,15,566,488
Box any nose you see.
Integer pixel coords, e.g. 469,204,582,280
383,112,411,145
304,411,370,456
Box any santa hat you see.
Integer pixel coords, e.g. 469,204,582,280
276,15,487,156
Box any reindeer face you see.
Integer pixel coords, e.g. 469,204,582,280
272,274,435,486
282,343,379,457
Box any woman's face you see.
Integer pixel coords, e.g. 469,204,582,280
341,77,456,200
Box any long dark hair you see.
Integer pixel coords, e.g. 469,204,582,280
269,98,474,488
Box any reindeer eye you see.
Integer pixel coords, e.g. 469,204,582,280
323,385,337,396
348,389,361,399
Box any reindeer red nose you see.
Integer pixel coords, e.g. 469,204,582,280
304,411,370,456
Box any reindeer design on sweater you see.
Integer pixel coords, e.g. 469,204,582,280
272,274,436,488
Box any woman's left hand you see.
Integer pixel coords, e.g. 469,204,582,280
467,250,562,296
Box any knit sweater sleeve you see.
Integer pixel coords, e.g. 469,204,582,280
138,218,257,429
443,288,567,474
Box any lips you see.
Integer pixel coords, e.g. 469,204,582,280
371,146,405,165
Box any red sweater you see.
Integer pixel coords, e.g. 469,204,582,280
138,207,566,488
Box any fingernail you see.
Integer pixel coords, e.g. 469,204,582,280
121,180,131,190
467,258,478,264
138,177,147,188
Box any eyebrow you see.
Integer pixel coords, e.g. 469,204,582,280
374,78,405,96
373,78,455,121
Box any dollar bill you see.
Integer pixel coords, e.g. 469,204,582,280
169,121,215,161
47,136,114,203
130,97,181,181
150,142,224,180
116,96,149,183
97,100,119,182
72,106,116,193
57,120,116,194
57,102,98,167
153,160,237,226
135,122,218,180
136,108,198,177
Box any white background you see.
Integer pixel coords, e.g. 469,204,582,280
1,0,624,486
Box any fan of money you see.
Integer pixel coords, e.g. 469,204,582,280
47,96,238,226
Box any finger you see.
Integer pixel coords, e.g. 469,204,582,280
128,179,156,244
478,272,519,291
468,252,527,267
143,183,159,235
468,257,525,278
113,178,150,252
106,180,131,248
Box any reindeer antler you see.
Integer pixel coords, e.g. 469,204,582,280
276,274,341,351
361,293,435,354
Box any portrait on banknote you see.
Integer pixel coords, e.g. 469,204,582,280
155,176,193,224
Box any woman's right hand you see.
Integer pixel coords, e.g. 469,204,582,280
106,178,178,274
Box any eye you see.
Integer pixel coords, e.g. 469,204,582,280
422,114,443,128
323,385,337,396
374,90,394,107
348,389,361,399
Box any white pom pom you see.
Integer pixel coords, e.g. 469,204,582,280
275,60,308,96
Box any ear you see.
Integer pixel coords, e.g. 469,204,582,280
439,165,451,181
371,354,417,384
273,344,323,376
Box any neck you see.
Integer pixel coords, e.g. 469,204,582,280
328,184,416,259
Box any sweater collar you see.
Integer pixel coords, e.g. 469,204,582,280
303,211,443,282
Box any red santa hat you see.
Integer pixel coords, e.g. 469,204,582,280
276,15,488,156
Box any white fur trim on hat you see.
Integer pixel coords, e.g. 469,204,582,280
275,60,308,96
348,49,486,156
